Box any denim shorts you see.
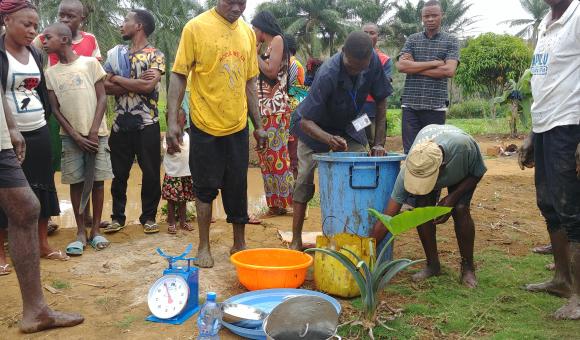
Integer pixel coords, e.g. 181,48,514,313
61,135,114,185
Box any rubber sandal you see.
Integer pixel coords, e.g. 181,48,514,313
248,215,262,225
104,221,124,234
42,250,70,261
0,264,11,276
532,244,552,255
89,235,110,251
66,241,85,256
180,223,194,232
168,224,177,234
143,222,160,234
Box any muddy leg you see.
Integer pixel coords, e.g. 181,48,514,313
231,224,246,254
195,200,214,268
290,202,307,250
526,229,572,298
0,186,83,333
38,218,57,257
453,205,477,288
554,242,580,320
412,195,441,282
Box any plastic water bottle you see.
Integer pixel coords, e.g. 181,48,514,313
197,292,221,340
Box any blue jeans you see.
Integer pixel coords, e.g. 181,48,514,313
534,125,580,242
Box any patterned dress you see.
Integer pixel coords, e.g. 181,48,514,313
257,46,294,210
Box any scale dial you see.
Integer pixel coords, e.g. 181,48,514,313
148,274,189,319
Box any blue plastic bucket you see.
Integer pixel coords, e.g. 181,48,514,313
312,152,405,260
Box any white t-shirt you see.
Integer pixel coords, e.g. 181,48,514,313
0,95,13,151
163,132,191,177
45,56,108,136
5,51,46,132
530,0,580,133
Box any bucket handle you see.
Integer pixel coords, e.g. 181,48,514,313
349,165,379,189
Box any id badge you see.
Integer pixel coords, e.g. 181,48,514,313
352,114,371,132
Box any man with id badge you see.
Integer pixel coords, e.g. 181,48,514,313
289,31,392,250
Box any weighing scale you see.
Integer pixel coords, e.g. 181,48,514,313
146,244,200,325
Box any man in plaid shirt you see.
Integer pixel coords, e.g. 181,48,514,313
397,0,459,153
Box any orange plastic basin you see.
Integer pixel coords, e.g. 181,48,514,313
230,248,313,291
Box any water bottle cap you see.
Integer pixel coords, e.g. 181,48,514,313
206,292,217,301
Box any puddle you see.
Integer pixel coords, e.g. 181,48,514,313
52,166,268,228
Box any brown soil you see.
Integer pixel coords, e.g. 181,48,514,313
0,135,547,339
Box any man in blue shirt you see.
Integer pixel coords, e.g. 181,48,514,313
290,31,392,250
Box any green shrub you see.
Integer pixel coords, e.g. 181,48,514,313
447,99,492,119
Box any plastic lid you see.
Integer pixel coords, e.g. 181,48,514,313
206,292,217,301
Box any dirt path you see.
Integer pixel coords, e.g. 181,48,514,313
0,136,549,339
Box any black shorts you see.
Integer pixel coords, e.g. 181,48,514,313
0,149,28,188
0,149,29,229
189,124,249,225
534,125,580,242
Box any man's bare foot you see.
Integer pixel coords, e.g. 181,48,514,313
532,244,553,255
525,280,572,298
546,263,555,271
195,248,214,268
20,306,84,333
461,268,478,288
554,295,580,320
289,239,302,251
230,244,246,255
411,265,441,282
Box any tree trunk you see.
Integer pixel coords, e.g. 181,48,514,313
510,100,518,138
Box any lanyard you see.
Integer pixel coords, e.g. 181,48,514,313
349,89,359,113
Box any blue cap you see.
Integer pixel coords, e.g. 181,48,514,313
207,292,217,301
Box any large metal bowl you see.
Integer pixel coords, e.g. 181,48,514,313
263,296,341,340
221,303,267,329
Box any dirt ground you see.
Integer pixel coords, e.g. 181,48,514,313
0,135,551,340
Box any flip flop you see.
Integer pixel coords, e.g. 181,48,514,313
89,235,110,251
179,223,194,231
168,224,177,234
104,221,124,234
248,215,262,225
66,241,85,256
0,264,11,276
143,222,160,234
42,250,70,261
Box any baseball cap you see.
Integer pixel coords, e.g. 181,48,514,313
404,141,443,195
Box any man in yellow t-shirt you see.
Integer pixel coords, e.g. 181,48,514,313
166,0,267,268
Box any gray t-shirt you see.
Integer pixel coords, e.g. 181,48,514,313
392,125,487,204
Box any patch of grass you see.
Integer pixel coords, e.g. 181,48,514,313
95,295,118,312
340,250,577,339
115,315,138,330
50,279,71,290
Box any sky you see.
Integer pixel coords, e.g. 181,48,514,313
243,0,533,37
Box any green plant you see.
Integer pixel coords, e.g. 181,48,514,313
305,206,451,339
447,99,492,119
50,279,71,290
494,69,533,137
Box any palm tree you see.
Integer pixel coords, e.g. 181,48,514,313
388,0,476,46
258,0,348,58
502,0,549,47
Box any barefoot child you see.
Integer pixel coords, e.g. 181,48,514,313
42,23,113,255
162,109,195,234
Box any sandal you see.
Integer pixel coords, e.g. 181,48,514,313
42,250,70,261
0,263,11,276
180,223,194,232
66,240,85,256
143,222,160,234
104,221,124,234
89,235,110,251
248,215,262,225
168,224,177,234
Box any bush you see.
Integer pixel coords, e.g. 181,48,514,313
447,99,492,119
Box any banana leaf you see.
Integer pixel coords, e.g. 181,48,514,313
368,207,453,237
377,259,424,292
